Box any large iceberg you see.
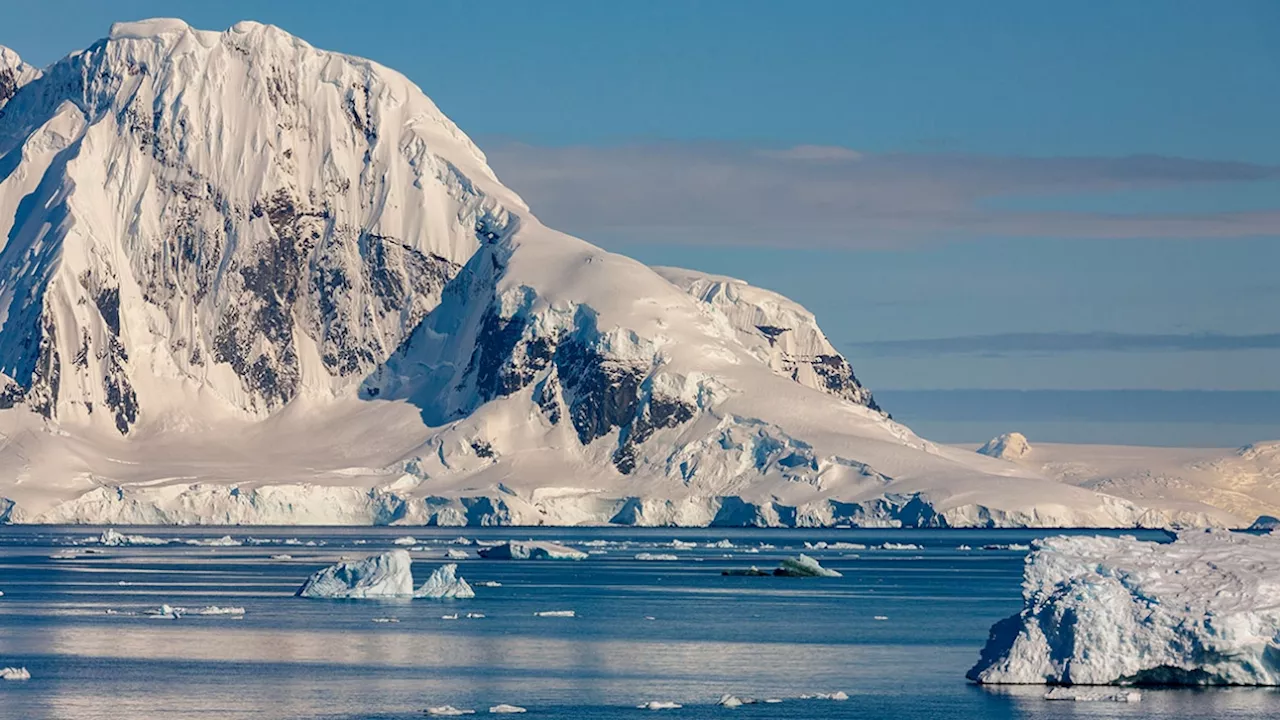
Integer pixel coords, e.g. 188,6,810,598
296,550,415,598
415,564,475,599
968,530,1280,685
477,541,587,561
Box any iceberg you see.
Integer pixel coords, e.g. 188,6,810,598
296,550,415,598
426,706,475,716
415,564,476,599
98,528,170,546
488,705,526,714
184,535,241,546
775,554,842,578
393,536,418,546
637,701,681,710
445,549,470,560
1,667,31,681
477,541,587,561
968,530,1280,685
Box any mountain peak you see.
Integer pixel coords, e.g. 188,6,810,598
108,18,195,40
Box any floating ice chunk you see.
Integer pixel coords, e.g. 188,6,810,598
371,617,399,623
980,543,1030,551
426,705,475,715
188,606,245,616
488,704,526,713
478,541,587,561
716,694,756,707
415,563,475,599
534,610,575,617
147,604,183,619
270,554,293,560
805,541,866,550
50,550,80,559
721,566,769,577
706,539,735,549
448,537,474,546
875,542,922,550
799,691,848,701
635,553,678,561
957,545,973,551
775,554,842,578
1044,687,1141,702
0,590,4,597
969,530,1280,686
1,667,30,681
475,581,502,588
441,613,459,620
445,549,470,560
637,701,681,710
670,540,698,550
873,615,889,621
185,535,241,546
393,536,418,546
466,612,485,619
296,550,415,598
99,528,170,546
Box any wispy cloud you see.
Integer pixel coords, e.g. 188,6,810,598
483,141,1280,248
847,332,1280,357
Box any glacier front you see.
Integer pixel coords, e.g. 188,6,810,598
968,530,1280,686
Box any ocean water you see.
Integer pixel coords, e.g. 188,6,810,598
0,527,1277,719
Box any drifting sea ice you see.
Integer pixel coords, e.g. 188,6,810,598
1044,687,1142,702
477,541,587,561
296,550,414,598
393,536,418,546
426,705,475,715
969,530,1280,685
415,563,475,599
534,610,575,618
445,549,470,560
488,704,527,713
98,528,170,546
775,554,843,577
875,542,923,550
1,667,31,681
637,701,682,710
635,553,678,561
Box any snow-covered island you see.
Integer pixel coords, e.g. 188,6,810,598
296,550,474,599
968,530,1280,686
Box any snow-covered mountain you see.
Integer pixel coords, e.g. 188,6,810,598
0,20,1230,527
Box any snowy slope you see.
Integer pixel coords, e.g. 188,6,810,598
0,20,1228,527
965,434,1280,527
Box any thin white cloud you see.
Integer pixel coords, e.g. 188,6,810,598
483,141,1280,248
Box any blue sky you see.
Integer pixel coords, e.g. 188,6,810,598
6,1,1278,442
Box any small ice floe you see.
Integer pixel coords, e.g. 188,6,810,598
478,541,587,561
415,564,475,599
475,581,502,588
146,604,184,619
957,545,973,551
426,705,475,715
670,539,698,550
441,613,459,620
763,698,782,704
804,541,867,551
875,542,922,551
799,691,849,701
371,617,400,623
50,550,81,560
635,553,678,561
270,554,293,561
488,704,526,713
873,615,889,621
188,606,245,616
445,549,470,560
716,694,757,707
0,590,4,597
981,543,1031,551
644,616,656,621
706,539,735,549
775,554,842,578
447,537,473,546
637,701,682,710
1,667,31,681
98,528,171,546
185,535,241,547
1044,687,1141,703
466,612,485,619
534,610,575,618
393,536,417,546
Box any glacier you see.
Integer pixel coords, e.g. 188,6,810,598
967,530,1280,686
0,19,1248,529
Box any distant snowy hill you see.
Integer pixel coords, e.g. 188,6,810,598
0,20,1237,526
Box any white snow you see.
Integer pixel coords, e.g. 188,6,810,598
977,432,1032,460
1,667,31,681
487,705,526,714
775,554,842,578
296,550,415,598
969,530,1280,685
414,563,475,599
478,541,587,561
